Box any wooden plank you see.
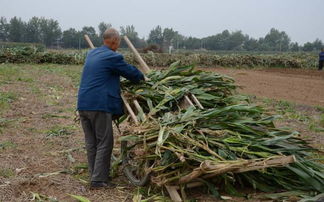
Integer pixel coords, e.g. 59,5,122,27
165,185,182,202
123,36,151,74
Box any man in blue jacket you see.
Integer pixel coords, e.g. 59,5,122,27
77,28,144,189
319,48,324,71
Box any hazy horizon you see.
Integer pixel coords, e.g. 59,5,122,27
1,0,323,45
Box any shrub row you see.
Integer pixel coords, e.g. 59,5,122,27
0,47,318,68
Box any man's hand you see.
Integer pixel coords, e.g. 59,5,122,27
144,76,150,81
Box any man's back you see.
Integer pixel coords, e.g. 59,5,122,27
77,45,144,115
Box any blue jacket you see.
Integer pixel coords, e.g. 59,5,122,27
319,51,324,61
77,45,144,115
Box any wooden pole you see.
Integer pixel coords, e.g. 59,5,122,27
133,99,146,121
190,94,204,109
123,36,151,74
165,185,182,202
121,95,138,125
184,95,195,108
84,35,95,49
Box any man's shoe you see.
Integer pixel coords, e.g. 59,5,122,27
90,181,117,189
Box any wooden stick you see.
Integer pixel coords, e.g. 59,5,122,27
83,34,139,124
184,95,195,108
123,36,151,74
179,155,296,184
133,99,146,121
190,94,204,109
174,182,203,190
84,35,95,49
121,95,138,125
232,155,296,173
165,185,182,202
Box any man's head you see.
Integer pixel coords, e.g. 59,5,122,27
321,48,324,52
103,28,121,51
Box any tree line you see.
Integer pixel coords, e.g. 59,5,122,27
0,16,323,52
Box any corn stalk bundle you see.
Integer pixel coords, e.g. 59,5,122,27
120,62,324,194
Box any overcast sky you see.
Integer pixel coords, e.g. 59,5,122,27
1,0,323,44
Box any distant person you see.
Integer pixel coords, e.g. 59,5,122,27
319,48,324,70
77,28,144,189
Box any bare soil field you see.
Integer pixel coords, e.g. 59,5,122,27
206,67,324,107
0,64,323,202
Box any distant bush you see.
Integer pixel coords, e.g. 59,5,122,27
0,47,84,64
0,42,45,52
0,48,318,69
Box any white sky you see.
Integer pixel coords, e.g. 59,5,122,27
1,0,323,44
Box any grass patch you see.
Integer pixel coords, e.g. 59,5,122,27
260,98,324,137
0,141,17,149
41,113,69,119
45,126,74,138
0,168,14,178
320,114,324,128
17,77,34,82
0,92,16,114
315,106,324,113
0,64,20,83
0,118,15,133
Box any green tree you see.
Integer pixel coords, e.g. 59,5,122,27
184,37,201,49
0,17,9,41
62,28,80,48
81,26,100,47
8,16,25,42
173,33,185,49
312,39,323,50
289,42,300,52
147,26,163,47
162,28,177,49
39,18,62,46
98,22,112,38
261,28,290,51
227,31,245,50
243,37,260,51
302,42,314,51
302,39,323,51
204,30,231,50
25,17,41,43
120,25,145,48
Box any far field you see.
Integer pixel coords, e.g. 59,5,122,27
0,64,323,201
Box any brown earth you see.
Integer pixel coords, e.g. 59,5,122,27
203,67,324,107
0,64,323,202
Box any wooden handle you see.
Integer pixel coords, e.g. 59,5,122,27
123,36,151,74
84,35,95,49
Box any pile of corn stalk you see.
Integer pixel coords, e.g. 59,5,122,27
120,62,324,194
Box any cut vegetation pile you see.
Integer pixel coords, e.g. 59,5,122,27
120,62,324,196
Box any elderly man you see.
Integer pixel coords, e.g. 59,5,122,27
77,28,144,189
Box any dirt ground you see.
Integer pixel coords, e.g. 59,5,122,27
205,68,324,107
0,64,323,202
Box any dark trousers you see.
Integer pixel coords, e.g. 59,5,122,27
319,60,323,70
79,111,113,182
